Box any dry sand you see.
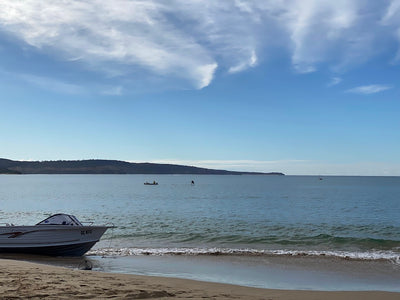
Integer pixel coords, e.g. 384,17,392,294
0,258,399,299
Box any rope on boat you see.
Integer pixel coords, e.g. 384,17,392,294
103,222,115,258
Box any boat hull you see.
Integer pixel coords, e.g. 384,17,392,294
0,241,98,256
0,225,109,256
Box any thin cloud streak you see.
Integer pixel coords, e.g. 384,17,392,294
18,73,85,95
149,159,307,173
345,84,393,94
101,86,124,96
147,159,400,176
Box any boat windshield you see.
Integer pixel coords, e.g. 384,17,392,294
36,214,83,226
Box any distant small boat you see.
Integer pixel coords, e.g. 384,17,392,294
144,181,158,185
0,213,111,256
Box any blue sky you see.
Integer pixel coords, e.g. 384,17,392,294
0,0,399,175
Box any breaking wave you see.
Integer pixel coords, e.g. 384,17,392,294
88,247,400,264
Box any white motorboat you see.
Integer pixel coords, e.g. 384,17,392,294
0,213,111,256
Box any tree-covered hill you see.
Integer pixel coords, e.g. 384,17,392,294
0,158,284,175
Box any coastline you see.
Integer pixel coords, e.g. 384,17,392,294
1,259,399,299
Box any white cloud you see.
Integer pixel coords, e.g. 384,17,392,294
0,1,218,89
328,77,342,87
0,1,399,90
101,86,123,96
345,84,393,95
228,50,258,74
282,0,374,73
194,63,218,89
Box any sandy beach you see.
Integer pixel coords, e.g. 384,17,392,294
0,259,398,299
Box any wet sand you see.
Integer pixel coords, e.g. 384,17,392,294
0,259,399,299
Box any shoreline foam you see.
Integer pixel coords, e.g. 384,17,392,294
89,246,400,263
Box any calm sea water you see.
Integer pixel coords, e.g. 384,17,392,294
1,174,399,290
0,174,399,260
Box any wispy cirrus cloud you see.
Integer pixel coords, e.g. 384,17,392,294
0,1,219,90
345,84,393,95
0,1,399,91
381,0,400,61
18,73,85,95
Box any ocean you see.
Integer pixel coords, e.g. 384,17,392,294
0,174,399,291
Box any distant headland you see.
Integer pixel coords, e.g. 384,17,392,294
0,158,284,175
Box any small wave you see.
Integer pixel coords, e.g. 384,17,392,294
105,232,400,250
309,234,400,249
88,247,400,264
